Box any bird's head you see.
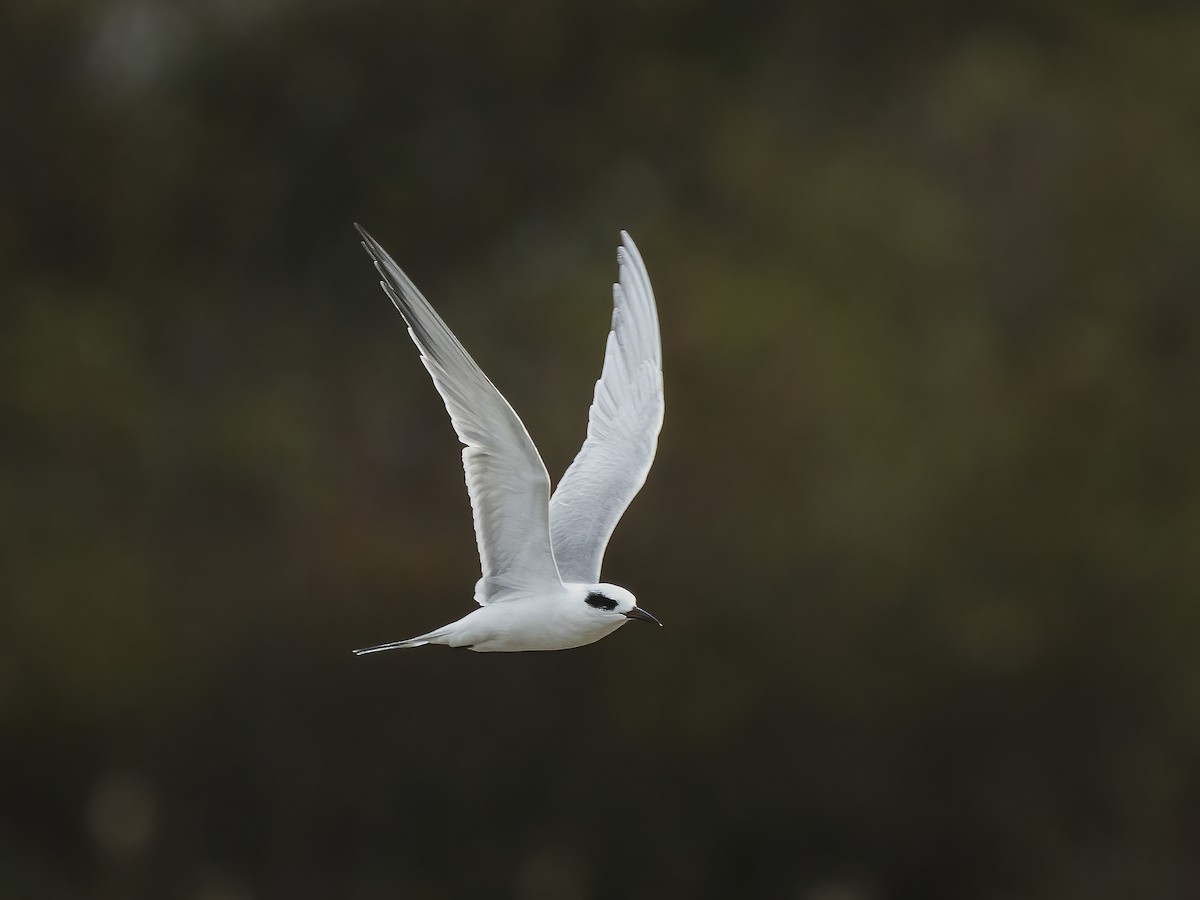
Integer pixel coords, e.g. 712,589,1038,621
584,583,662,627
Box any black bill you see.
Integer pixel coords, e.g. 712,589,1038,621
624,606,662,626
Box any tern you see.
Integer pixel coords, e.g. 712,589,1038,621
353,226,664,653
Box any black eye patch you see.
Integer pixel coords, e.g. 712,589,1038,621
585,592,618,611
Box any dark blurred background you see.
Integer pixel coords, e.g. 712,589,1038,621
3,1,1200,898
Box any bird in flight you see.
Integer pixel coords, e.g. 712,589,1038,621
353,226,665,653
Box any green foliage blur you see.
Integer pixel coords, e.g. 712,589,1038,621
3,1,1200,898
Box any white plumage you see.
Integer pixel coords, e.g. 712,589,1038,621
353,227,664,653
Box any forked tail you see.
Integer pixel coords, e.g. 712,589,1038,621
352,637,428,655
352,626,451,655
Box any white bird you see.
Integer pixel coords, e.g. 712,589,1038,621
353,226,664,654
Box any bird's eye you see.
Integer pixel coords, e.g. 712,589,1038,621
585,592,618,611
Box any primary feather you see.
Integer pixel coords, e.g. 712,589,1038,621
356,226,562,603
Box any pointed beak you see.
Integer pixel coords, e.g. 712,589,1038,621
624,606,662,626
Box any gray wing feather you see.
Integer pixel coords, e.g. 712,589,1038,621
549,231,664,584
356,225,562,603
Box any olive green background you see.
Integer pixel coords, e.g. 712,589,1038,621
4,2,1200,898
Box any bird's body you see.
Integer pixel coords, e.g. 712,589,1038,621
366,583,637,653
352,227,664,654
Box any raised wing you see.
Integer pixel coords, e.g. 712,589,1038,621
357,225,562,603
549,231,664,584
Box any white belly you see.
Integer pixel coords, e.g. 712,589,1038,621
446,599,626,652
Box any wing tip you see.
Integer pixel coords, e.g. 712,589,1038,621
619,229,644,261
616,231,650,286
355,223,383,264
